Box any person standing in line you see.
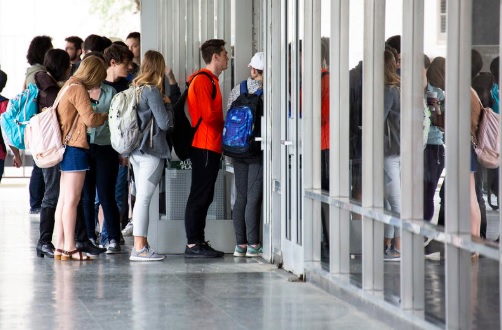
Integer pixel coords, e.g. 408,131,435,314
35,49,106,258
64,36,83,75
228,52,265,258
53,56,108,261
184,39,229,258
25,36,53,214
129,50,173,261
383,50,402,261
81,44,133,254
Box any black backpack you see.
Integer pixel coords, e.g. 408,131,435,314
222,80,263,158
170,71,216,161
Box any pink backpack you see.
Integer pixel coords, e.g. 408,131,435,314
472,90,500,169
24,85,78,168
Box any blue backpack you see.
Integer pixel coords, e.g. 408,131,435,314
222,80,263,158
0,83,39,149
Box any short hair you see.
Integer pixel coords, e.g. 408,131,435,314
0,70,7,93
83,34,106,53
200,39,226,64
65,36,83,50
104,44,134,67
26,35,53,65
490,56,499,84
43,49,70,82
424,54,431,69
113,41,127,47
133,50,166,92
83,51,105,62
385,35,401,54
471,49,483,79
427,56,446,90
101,36,113,50
73,56,107,89
126,32,140,41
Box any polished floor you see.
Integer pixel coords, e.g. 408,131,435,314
0,179,390,330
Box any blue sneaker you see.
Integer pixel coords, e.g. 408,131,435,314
233,245,247,257
246,244,263,257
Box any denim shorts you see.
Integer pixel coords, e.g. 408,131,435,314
60,146,90,172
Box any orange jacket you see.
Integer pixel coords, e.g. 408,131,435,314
187,69,224,153
321,69,330,150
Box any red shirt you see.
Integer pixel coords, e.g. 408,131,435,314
187,69,224,153
321,69,330,150
0,98,9,160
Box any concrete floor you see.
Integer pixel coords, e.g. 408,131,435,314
0,179,391,330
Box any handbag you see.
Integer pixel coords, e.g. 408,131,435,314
472,92,500,169
24,85,78,168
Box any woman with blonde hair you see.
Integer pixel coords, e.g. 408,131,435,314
54,56,108,260
129,50,173,261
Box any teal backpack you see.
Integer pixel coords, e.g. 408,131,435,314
0,83,39,149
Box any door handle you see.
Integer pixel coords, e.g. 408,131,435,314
281,140,293,146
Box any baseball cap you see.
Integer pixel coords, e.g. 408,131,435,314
248,52,264,70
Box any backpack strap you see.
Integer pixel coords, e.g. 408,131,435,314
191,71,217,100
240,80,248,94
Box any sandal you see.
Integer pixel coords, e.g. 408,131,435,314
54,248,64,261
61,249,93,261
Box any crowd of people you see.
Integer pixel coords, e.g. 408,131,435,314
0,33,265,262
2,31,497,264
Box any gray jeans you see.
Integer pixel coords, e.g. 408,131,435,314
232,157,263,245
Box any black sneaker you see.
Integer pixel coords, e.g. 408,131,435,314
185,241,224,258
76,240,107,256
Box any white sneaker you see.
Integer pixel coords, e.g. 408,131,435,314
122,221,133,236
130,246,165,261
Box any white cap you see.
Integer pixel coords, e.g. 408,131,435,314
248,52,264,70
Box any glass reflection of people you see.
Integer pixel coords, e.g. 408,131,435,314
320,37,330,254
383,50,401,261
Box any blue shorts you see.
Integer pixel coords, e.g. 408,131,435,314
60,146,89,172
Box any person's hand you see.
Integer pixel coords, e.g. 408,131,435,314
118,155,129,167
13,154,22,168
165,66,177,84
101,112,109,120
163,95,171,104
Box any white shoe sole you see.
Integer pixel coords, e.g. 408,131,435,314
129,255,165,261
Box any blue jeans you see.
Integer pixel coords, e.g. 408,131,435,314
81,144,120,244
29,162,45,210
115,164,129,225
384,155,401,239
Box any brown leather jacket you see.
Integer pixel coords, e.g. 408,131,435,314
56,77,106,149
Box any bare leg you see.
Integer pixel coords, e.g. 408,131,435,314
133,236,147,251
62,171,86,253
470,173,481,238
54,172,65,254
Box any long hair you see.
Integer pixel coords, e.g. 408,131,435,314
132,50,165,92
384,50,400,87
72,56,107,89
